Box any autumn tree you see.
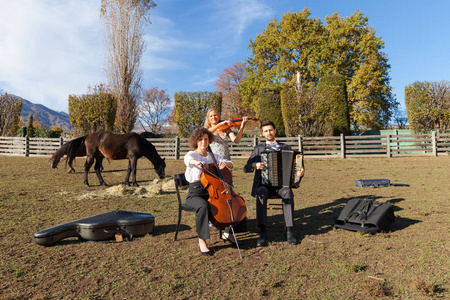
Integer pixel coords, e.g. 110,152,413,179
0,91,22,136
325,10,396,130
241,8,325,116
101,0,156,133
174,91,222,137
138,87,171,134
242,8,396,132
215,62,250,119
68,84,117,135
405,81,450,133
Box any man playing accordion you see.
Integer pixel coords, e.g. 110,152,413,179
243,120,304,247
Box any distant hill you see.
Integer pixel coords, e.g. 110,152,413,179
21,98,72,132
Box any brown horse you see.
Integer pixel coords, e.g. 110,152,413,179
83,131,166,187
51,136,88,173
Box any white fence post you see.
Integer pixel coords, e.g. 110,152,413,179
298,135,303,153
340,133,345,159
432,131,437,156
386,133,391,158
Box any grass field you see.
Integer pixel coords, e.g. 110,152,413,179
0,155,448,299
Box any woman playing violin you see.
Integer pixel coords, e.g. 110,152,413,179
184,128,239,257
204,108,248,160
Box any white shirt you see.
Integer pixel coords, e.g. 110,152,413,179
184,151,234,183
265,140,280,151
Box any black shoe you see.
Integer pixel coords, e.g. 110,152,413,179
256,232,267,247
200,249,213,257
222,235,243,247
286,231,297,245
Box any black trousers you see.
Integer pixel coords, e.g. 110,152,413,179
185,181,230,239
256,185,294,228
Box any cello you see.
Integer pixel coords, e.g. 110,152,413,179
200,147,247,229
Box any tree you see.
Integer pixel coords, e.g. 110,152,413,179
101,0,156,133
241,8,325,116
27,114,35,137
174,91,222,137
242,8,397,132
258,87,285,136
391,107,408,129
0,91,22,136
316,74,350,135
138,87,171,134
325,11,396,130
405,81,450,133
215,62,249,119
68,84,117,135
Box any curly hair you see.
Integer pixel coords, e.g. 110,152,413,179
189,128,214,150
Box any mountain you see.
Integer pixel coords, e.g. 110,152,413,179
21,98,72,132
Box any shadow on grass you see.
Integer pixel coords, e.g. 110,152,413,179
255,195,420,245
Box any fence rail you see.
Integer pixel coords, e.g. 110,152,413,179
1,132,449,159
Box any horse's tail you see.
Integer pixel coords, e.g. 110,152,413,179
66,135,87,166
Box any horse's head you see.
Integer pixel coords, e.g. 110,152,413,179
156,157,166,179
50,153,60,169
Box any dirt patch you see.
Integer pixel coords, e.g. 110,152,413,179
77,177,176,201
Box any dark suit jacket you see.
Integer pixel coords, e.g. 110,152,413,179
243,142,292,197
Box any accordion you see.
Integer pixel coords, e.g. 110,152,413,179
261,150,304,188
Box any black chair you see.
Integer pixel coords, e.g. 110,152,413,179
174,173,227,241
267,195,283,210
174,173,195,241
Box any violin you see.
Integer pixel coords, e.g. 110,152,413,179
200,150,246,228
218,117,259,131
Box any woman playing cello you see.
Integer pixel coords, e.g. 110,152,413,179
184,128,240,257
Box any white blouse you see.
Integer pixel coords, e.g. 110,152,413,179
184,151,234,183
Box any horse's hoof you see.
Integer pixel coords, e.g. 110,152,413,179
132,183,139,187
84,182,90,187
100,182,109,187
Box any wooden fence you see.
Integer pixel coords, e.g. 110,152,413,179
1,132,449,159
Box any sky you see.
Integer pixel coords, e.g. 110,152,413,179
1,0,449,118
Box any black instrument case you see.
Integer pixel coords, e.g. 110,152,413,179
355,179,390,188
34,210,154,246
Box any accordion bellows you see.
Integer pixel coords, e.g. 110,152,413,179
261,150,304,188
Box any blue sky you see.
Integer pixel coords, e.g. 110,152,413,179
1,0,449,118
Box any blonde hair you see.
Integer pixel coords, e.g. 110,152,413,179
204,108,220,129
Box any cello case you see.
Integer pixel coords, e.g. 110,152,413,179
34,210,155,246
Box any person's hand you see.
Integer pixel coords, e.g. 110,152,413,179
241,117,248,128
218,161,228,170
254,162,264,170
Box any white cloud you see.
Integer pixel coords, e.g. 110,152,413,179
0,1,104,112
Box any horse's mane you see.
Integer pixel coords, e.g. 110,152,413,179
138,134,163,163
